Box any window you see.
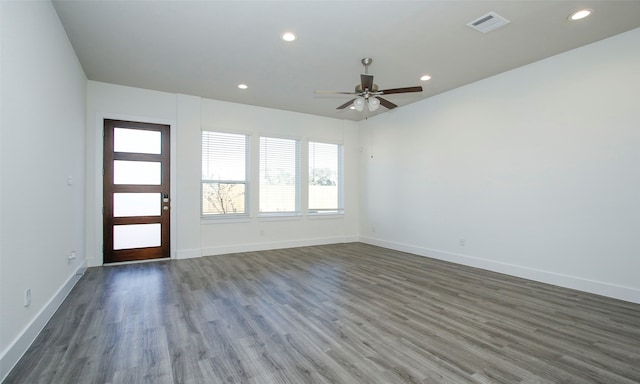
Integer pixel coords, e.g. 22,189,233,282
201,131,249,216
259,137,300,215
309,142,343,214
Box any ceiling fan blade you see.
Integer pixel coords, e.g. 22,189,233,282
315,91,359,95
361,74,374,91
336,98,357,109
377,97,397,109
380,86,423,95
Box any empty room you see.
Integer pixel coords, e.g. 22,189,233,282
1,1,640,383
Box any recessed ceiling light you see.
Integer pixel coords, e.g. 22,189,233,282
420,74,432,81
238,84,248,90
569,9,592,21
282,32,296,42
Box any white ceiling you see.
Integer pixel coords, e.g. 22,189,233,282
52,0,640,121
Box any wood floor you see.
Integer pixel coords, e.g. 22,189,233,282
5,243,640,383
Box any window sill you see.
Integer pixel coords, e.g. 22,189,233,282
308,212,344,219
201,215,252,224
258,213,302,222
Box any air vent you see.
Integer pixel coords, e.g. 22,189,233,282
467,11,510,33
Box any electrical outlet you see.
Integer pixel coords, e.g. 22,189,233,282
68,251,76,262
24,288,31,307
459,239,466,246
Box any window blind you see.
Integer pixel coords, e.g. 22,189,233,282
259,137,300,214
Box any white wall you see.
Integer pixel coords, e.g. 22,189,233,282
86,82,359,267
0,1,87,379
359,28,640,304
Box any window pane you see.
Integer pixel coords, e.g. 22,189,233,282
113,223,161,250
114,160,161,185
113,193,161,217
201,131,248,215
202,183,246,215
260,137,300,214
309,142,343,212
114,128,161,154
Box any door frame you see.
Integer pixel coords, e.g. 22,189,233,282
92,113,176,266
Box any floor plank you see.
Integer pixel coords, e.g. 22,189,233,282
5,243,640,383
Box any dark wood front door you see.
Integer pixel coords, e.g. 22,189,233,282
103,119,170,263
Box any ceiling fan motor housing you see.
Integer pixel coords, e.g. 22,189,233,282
356,84,379,93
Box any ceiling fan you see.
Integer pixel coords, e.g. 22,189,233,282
315,57,423,112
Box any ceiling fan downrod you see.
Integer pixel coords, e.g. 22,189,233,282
357,58,378,94
361,57,373,74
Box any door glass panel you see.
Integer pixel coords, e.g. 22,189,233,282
114,193,161,217
114,128,161,154
114,160,161,185
113,223,161,250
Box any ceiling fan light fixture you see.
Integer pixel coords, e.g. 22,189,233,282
368,97,380,111
353,97,365,112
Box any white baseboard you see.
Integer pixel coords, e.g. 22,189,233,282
201,236,359,257
175,248,202,260
360,236,640,305
0,261,88,382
